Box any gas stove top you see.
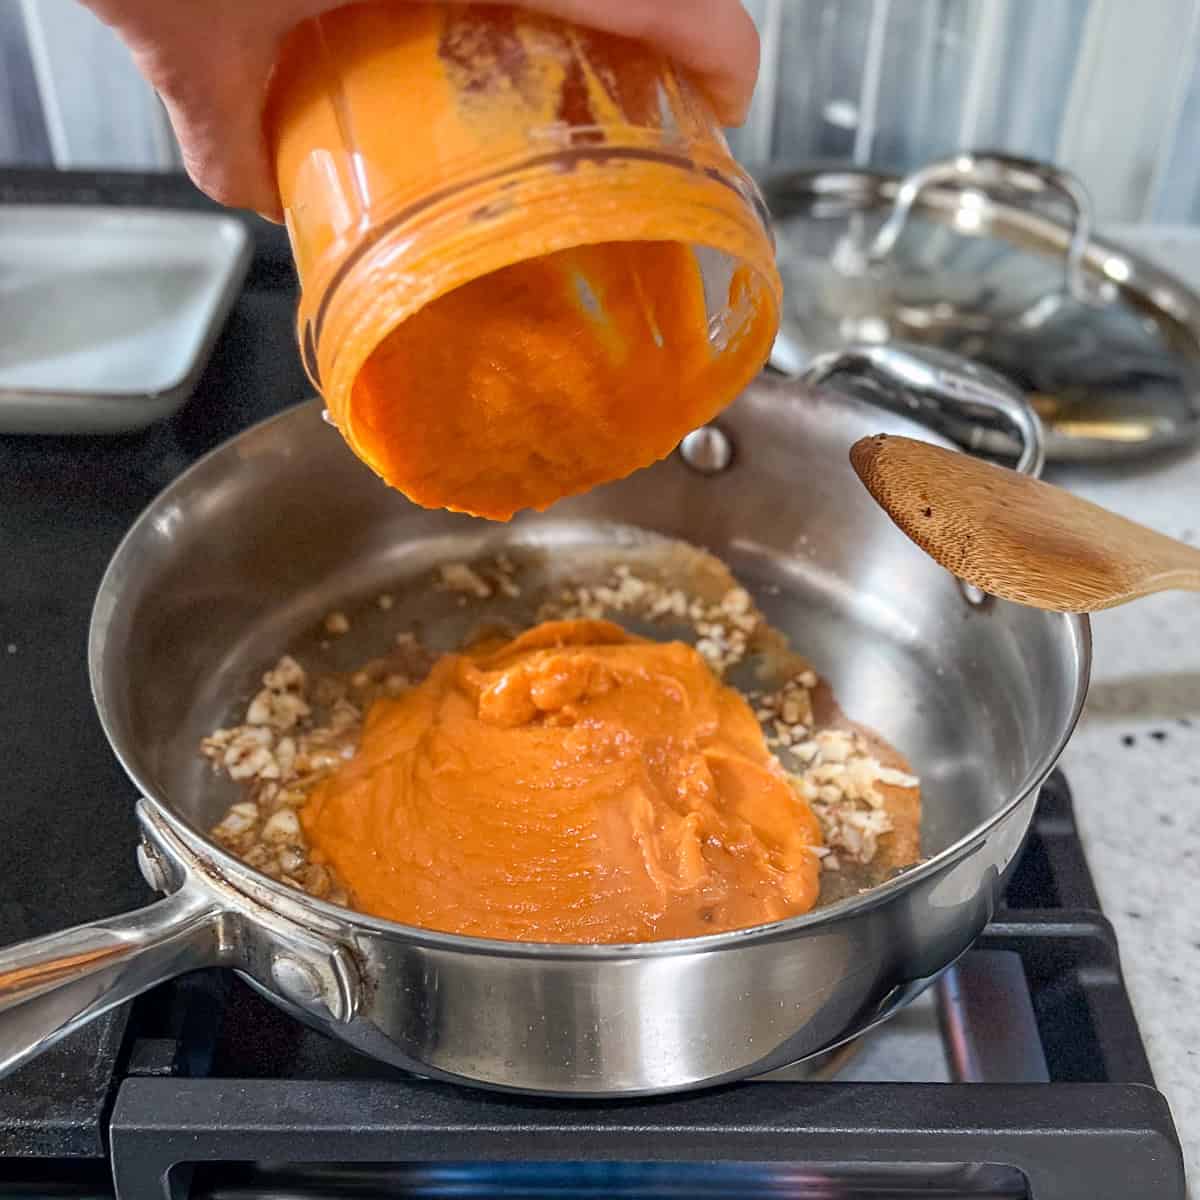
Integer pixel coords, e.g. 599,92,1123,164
1,775,1185,1200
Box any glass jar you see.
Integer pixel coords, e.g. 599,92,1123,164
266,2,782,520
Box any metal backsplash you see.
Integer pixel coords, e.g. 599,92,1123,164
1,0,1198,224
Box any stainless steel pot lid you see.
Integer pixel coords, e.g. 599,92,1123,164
759,151,1200,462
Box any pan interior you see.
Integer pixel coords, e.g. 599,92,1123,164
90,380,1087,885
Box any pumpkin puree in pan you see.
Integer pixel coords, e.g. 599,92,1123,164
301,619,824,942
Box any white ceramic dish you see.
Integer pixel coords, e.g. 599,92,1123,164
0,205,252,433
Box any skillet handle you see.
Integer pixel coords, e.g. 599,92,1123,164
795,340,1046,605
799,341,1046,479
0,883,224,1079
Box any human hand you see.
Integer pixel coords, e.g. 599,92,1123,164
81,0,760,220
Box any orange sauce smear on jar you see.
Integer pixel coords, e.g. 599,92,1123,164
268,4,781,521
301,620,823,943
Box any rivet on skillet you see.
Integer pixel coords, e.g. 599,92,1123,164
135,841,169,893
271,955,324,1005
679,425,734,474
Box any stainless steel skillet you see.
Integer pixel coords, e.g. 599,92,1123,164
0,346,1088,1095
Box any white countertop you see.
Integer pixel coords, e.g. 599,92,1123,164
1052,444,1200,1182
1048,226,1200,1183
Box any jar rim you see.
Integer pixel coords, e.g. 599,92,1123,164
307,145,782,477
300,141,775,372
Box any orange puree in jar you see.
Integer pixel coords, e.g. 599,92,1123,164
301,620,823,942
267,4,782,520
352,241,725,518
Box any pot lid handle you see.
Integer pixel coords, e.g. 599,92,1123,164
802,341,1046,479
868,151,1099,325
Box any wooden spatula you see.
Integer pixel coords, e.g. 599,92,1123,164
849,434,1200,612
